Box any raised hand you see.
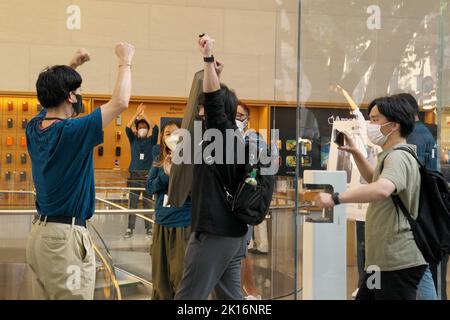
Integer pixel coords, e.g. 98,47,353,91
69,48,90,69
137,103,146,115
198,34,215,57
338,131,359,155
115,42,135,65
214,59,224,77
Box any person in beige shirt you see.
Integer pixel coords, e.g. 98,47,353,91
315,94,427,300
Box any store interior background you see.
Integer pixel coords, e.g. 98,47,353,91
0,0,449,299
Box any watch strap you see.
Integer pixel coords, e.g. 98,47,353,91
203,55,215,63
332,192,341,205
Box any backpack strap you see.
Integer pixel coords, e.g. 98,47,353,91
208,163,235,203
379,147,420,230
391,193,417,228
392,146,425,169
204,135,250,204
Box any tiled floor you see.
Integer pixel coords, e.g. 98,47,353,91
1,211,449,300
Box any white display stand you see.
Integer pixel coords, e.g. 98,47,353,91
302,170,347,300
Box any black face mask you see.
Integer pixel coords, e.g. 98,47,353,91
72,94,85,117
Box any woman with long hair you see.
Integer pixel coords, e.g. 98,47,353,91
146,121,191,299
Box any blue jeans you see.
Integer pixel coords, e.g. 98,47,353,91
417,265,437,300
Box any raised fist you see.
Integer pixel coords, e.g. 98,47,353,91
198,34,215,57
115,42,135,65
214,60,224,77
69,48,90,68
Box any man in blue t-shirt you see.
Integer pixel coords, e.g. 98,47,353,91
399,93,447,300
26,44,135,300
124,104,159,238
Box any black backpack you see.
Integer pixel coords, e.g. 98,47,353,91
381,147,450,264
228,163,275,226
212,134,275,226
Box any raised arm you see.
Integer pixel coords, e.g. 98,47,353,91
333,85,358,111
139,112,156,131
100,42,135,129
127,103,145,130
199,35,220,93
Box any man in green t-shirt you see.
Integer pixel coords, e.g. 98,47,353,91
315,95,427,300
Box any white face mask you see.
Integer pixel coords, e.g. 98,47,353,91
138,128,148,138
165,132,180,152
366,122,393,146
236,119,248,133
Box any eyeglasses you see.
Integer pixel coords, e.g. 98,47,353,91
236,113,248,121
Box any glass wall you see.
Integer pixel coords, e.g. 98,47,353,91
271,0,449,299
437,0,449,301
0,0,449,300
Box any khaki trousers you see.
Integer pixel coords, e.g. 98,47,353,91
26,218,96,300
151,224,190,300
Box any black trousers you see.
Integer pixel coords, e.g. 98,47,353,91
356,265,427,300
356,221,366,288
127,171,152,230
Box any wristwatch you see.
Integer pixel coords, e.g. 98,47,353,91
332,192,341,205
203,55,215,63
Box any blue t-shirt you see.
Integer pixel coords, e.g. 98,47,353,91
26,108,104,220
407,121,438,171
126,126,158,172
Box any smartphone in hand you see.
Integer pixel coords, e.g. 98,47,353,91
333,129,345,147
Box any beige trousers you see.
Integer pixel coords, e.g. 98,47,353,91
26,218,96,300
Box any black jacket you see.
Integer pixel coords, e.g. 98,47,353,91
191,90,248,237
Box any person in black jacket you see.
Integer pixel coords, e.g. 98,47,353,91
175,34,248,300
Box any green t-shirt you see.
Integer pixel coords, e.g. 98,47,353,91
365,144,426,271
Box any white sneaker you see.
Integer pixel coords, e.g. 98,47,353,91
245,294,261,300
255,246,269,254
351,288,359,300
123,228,133,239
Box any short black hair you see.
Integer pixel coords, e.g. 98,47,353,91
394,93,419,115
220,83,238,123
36,65,82,109
135,119,150,129
368,95,416,138
197,83,238,123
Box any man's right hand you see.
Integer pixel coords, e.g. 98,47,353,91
199,34,214,57
115,42,135,65
338,131,359,155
